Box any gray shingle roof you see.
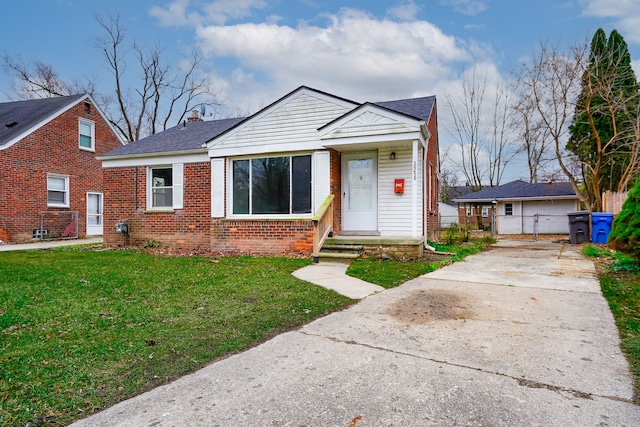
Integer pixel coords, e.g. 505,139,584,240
101,117,245,157
100,87,436,158
374,95,436,122
0,94,86,148
453,180,577,202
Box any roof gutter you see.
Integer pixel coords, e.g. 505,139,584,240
97,148,207,162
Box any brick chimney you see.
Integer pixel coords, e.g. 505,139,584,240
187,110,202,123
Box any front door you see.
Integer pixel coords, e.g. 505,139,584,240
342,152,378,232
86,192,103,235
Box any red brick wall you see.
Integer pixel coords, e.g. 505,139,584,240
329,148,342,235
211,219,314,255
0,98,122,242
103,162,212,249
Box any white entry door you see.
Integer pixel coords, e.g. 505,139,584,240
86,192,103,235
342,152,378,232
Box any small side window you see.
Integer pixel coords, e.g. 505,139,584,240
505,203,513,216
47,174,69,207
79,119,95,151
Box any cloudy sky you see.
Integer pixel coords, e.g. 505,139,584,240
2,0,639,181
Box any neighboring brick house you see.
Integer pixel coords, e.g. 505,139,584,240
100,86,439,256
0,95,124,243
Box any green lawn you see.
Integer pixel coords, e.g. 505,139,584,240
346,238,495,288
0,239,493,426
584,245,640,402
0,248,352,426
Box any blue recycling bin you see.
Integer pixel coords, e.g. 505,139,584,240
591,212,614,244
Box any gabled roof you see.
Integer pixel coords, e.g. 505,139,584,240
101,86,436,159
100,117,245,158
452,180,577,202
0,95,90,149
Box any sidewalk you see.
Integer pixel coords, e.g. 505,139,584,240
0,237,102,252
72,239,639,426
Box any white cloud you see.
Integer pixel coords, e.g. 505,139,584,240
581,0,640,43
195,8,473,108
439,0,487,16
150,0,268,27
150,0,197,26
386,0,421,21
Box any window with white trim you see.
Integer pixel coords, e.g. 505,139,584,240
147,164,183,210
482,205,489,217
78,119,95,151
231,155,312,215
149,167,173,208
47,174,69,207
505,203,513,216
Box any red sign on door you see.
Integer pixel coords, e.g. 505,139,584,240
394,179,404,194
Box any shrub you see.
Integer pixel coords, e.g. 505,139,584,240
142,239,161,248
608,177,640,262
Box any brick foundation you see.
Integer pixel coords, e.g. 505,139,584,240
211,219,314,255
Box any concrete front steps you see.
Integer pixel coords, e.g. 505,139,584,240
315,236,425,263
316,241,364,263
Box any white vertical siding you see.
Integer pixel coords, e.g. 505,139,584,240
313,151,331,214
377,147,423,236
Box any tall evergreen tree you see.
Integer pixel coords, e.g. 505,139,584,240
567,29,639,211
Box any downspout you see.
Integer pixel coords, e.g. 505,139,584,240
422,142,435,252
412,139,418,238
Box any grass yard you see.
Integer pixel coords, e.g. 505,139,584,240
347,238,495,288
0,248,352,426
0,238,494,426
583,245,640,401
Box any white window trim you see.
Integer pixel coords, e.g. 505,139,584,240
482,205,489,217
146,164,183,211
47,173,70,207
227,153,314,219
78,118,95,152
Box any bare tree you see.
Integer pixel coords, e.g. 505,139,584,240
2,13,220,142
94,14,219,141
518,39,640,211
1,55,94,99
443,66,522,190
513,87,555,182
517,42,588,204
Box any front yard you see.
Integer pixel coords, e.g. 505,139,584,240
1,249,350,426
0,237,493,426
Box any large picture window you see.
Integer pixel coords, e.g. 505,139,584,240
232,155,312,215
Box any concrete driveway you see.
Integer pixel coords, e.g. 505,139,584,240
72,239,639,426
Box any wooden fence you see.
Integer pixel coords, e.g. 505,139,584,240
602,191,628,214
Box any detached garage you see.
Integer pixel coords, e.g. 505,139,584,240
452,180,580,235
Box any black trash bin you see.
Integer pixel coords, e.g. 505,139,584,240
568,211,590,244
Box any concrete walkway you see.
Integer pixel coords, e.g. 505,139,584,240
72,239,639,426
293,261,384,299
0,237,103,251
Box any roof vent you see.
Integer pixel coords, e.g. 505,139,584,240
5,121,18,128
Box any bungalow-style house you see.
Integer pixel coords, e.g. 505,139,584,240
452,180,580,235
0,95,124,243
99,86,439,257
